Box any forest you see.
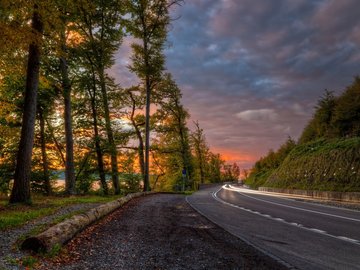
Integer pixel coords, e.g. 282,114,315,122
246,77,360,192
0,0,240,204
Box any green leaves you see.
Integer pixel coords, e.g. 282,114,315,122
300,77,360,143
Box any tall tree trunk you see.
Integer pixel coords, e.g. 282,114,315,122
98,70,120,194
180,128,191,183
88,78,108,195
175,105,191,184
193,122,205,184
128,91,145,184
60,39,76,195
46,119,66,166
10,6,43,204
196,144,205,184
144,76,151,192
199,155,205,184
39,109,51,195
143,33,151,191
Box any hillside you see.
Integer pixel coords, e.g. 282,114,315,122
245,77,360,192
265,138,360,191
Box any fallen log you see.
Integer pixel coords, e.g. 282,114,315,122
22,192,153,253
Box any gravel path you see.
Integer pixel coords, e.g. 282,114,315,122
0,203,101,270
39,194,287,270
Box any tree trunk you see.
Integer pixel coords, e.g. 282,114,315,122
143,33,151,192
60,43,76,195
88,79,108,195
137,134,145,183
144,76,151,192
197,145,205,184
39,109,51,195
177,113,191,184
128,91,145,184
98,70,120,194
10,6,43,204
46,119,66,166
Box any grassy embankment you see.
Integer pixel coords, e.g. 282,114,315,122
246,137,360,192
0,194,123,231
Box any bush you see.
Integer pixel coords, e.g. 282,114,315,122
76,171,96,194
121,173,142,193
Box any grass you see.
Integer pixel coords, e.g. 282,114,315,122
21,256,38,268
0,194,122,231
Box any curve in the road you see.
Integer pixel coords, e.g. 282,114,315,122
185,194,296,270
214,186,360,246
227,185,360,222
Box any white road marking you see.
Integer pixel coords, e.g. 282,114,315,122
212,187,360,247
337,236,360,243
223,186,360,223
186,195,297,269
308,228,326,234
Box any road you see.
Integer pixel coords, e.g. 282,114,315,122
187,185,360,270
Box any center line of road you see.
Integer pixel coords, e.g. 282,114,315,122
212,188,360,246
223,186,360,223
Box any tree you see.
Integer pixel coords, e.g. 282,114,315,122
332,76,360,137
83,73,109,195
191,121,209,185
75,0,124,194
125,86,146,182
35,78,59,195
126,0,181,191
245,137,296,188
0,75,23,197
222,162,240,182
207,153,224,183
58,9,77,195
10,4,44,203
154,74,194,190
299,90,336,143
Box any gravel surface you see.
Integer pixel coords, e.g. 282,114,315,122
0,203,101,270
38,194,288,270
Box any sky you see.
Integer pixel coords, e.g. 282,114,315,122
110,0,360,169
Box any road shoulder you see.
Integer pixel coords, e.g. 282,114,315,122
39,193,288,269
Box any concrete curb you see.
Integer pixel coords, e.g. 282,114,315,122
21,192,154,253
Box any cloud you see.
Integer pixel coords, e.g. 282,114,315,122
111,0,360,168
235,109,279,122
108,37,139,88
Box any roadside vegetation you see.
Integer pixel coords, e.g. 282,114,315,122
246,77,360,191
0,194,122,230
0,0,240,209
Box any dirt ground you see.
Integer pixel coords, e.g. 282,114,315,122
38,194,288,270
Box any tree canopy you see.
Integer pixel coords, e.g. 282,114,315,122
0,0,234,203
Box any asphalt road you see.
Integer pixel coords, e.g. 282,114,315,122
187,185,360,270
